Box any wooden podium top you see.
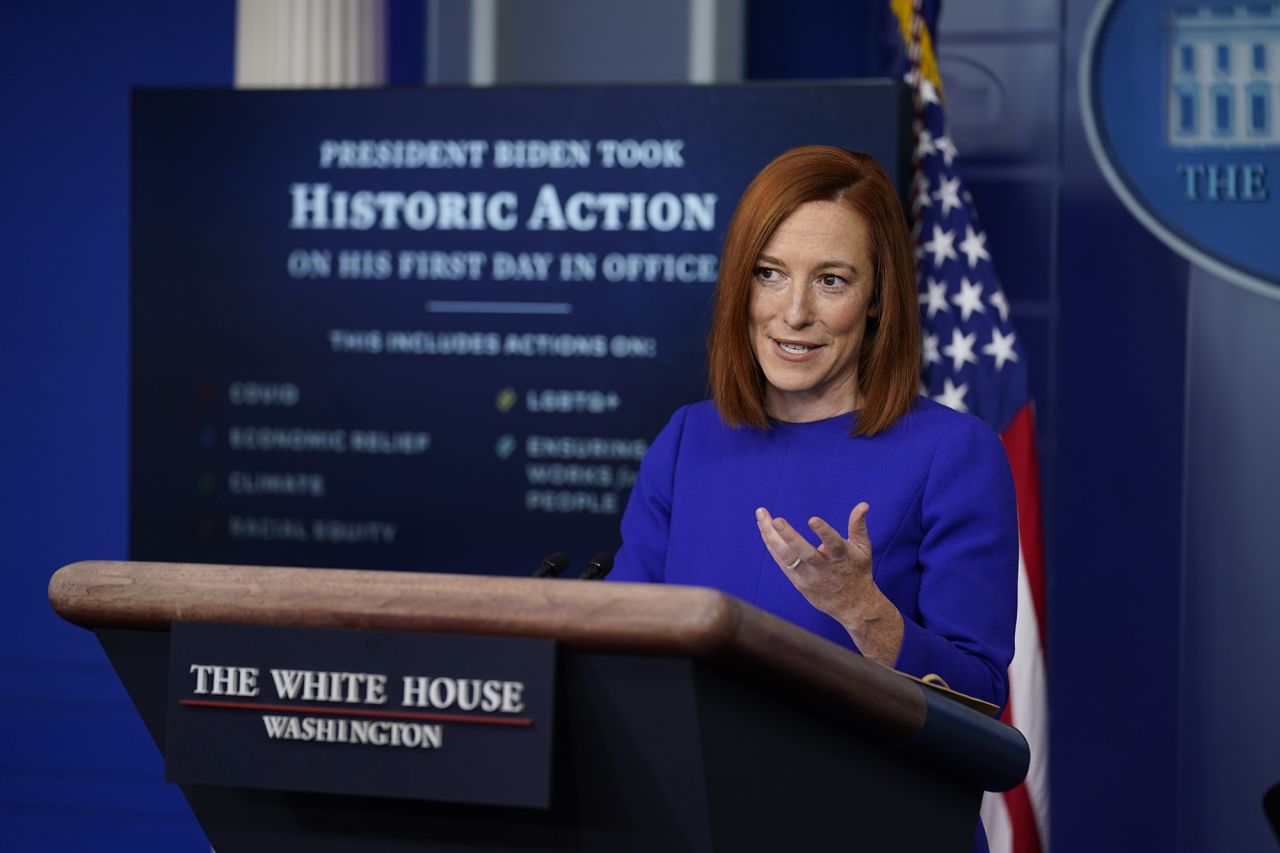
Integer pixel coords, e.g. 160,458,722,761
50,559,926,738
50,559,1031,792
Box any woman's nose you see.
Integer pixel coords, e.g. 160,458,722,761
782,282,813,328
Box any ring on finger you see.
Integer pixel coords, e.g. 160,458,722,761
785,555,802,571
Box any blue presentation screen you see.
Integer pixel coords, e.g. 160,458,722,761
131,83,908,575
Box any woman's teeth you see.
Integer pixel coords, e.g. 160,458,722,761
779,342,815,354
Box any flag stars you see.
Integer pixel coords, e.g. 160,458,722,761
934,135,958,166
988,289,1010,323
958,225,991,268
915,128,936,159
982,328,1020,370
922,332,941,365
950,277,986,322
907,52,1028,442
913,177,932,213
934,378,969,413
919,78,941,106
932,176,963,217
942,327,978,372
918,277,950,319
922,225,958,268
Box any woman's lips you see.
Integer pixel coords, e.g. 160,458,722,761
771,338,823,362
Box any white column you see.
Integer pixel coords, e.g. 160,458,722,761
688,0,744,84
469,0,497,86
688,0,717,84
235,0,387,88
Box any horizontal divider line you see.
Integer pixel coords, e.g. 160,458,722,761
179,698,533,727
425,300,573,314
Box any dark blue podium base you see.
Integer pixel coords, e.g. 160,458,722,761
99,627,978,852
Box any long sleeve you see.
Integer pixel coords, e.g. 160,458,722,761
890,415,1018,709
608,406,689,584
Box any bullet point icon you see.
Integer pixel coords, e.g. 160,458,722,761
199,427,216,449
495,387,517,413
197,472,216,494
494,434,516,459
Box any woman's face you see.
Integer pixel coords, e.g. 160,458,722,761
749,199,876,423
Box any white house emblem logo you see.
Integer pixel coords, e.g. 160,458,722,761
1166,6,1279,151
1083,1,1280,298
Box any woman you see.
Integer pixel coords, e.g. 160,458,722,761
609,146,1018,711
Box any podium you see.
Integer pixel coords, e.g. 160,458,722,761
49,560,1028,852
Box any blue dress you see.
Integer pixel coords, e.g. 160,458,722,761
610,396,1018,710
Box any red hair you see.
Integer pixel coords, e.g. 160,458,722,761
707,146,920,436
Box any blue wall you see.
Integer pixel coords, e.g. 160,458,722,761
1059,3,1188,850
1,3,233,849
1180,273,1280,851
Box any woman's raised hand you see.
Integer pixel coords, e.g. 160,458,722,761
755,502,903,665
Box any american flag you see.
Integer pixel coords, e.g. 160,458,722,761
892,1,1050,851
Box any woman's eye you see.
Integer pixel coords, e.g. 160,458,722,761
754,266,781,282
818,274,847,289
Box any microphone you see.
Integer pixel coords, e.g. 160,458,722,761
533,552,570,578
579,552,614,581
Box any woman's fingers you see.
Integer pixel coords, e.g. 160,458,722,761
756,504,879,628
758,505,871,574
755,507,812,569
807,515,847,558
770,516,817,561
846,502,870,544
754,507,789,563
